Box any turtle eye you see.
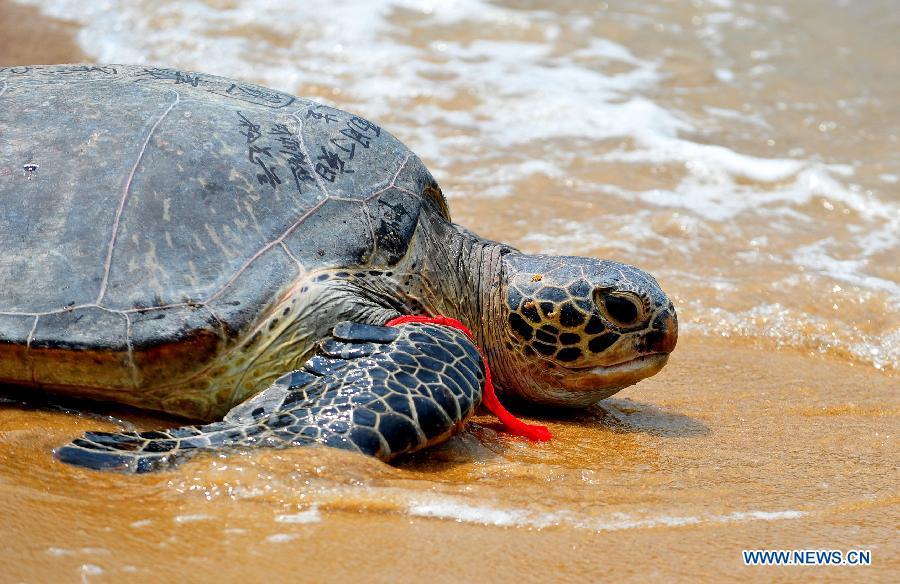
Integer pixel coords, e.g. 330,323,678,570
595,290,642,327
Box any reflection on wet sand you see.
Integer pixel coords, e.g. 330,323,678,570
592,399,711,438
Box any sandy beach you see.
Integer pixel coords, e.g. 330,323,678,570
0,0,897,582
1,335,896,582
0,1,85,67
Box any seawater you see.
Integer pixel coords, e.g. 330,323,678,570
16,0,900,370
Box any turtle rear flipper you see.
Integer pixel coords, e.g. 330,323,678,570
54,321,485,473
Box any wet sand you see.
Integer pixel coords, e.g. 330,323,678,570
1,334,897,582
0,1,86,67
0,1,897,582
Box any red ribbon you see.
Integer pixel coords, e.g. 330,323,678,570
385,315,552,442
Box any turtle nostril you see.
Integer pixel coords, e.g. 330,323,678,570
603,294,639,325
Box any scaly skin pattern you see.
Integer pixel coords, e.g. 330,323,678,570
357,206,679,408
55,322,484,472
489,255,677,406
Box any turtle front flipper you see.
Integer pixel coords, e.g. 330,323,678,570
54,321,485,473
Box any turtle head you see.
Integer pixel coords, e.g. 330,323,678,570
490,254,677,407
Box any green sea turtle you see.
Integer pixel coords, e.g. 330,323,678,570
0,64,677,473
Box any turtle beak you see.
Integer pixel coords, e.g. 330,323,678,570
556,305,677,401
650,305,678,354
